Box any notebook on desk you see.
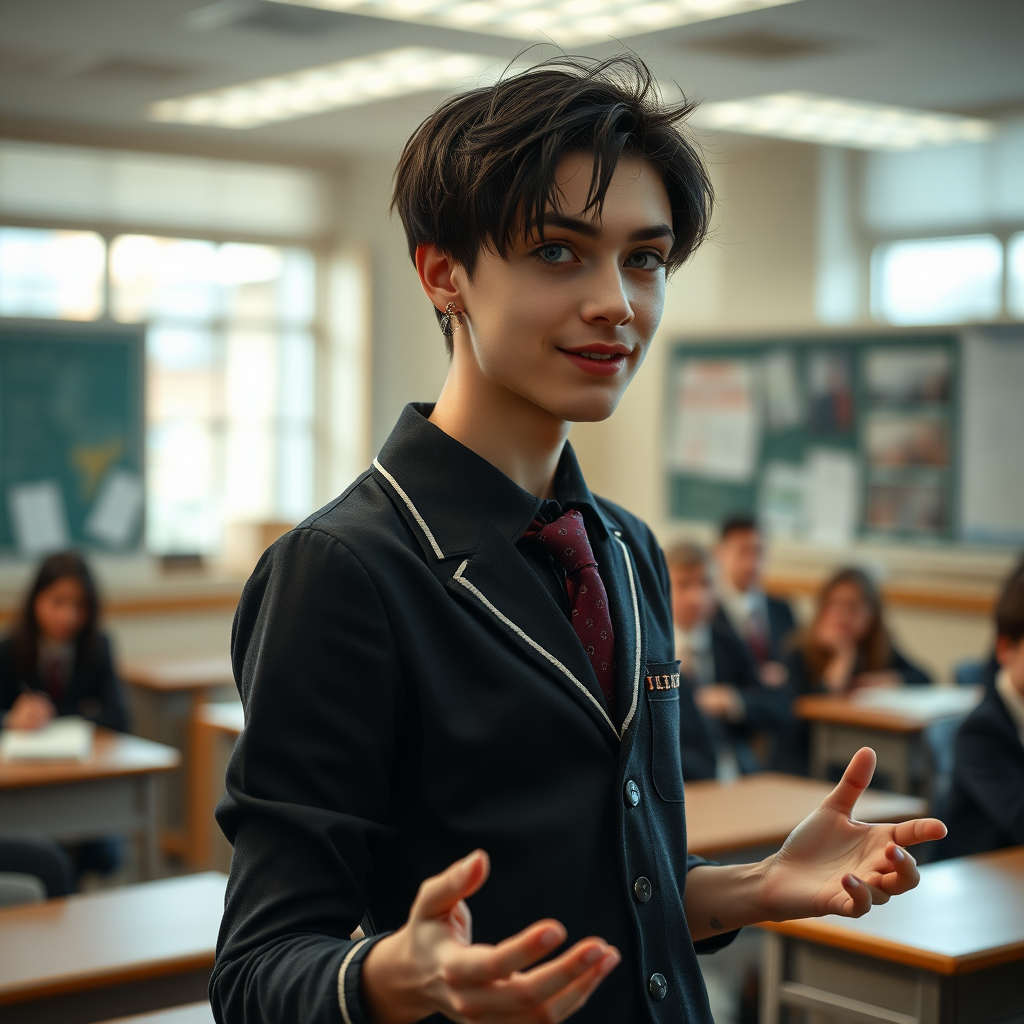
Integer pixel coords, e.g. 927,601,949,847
850,685,982,721
0,716,95,762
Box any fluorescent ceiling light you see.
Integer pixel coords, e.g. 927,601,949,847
148,47,497,128
690,92,997,150
263,0,802,45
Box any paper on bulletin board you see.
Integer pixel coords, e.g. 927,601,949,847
759,461,807,539
762,350,803,431
85,468,144,548
7,480,70,555
805,449,860,547
668,359,760,481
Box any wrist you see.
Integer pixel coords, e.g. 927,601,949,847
360,929,432,1024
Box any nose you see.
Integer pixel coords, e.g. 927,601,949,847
580,262,634,328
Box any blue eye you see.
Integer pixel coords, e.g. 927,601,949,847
625,251,664,270
537,244,575,264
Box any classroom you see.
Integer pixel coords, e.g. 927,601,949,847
0,1,1022,1023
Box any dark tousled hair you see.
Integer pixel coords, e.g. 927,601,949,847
391,53,714,353
11,551,102,681
995,568,1024,645
719,513,759,541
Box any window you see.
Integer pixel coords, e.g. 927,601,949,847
109,235,316,555
0,225,318,556
1009,232,1024,320
871,234,1003,325
0,227,105,321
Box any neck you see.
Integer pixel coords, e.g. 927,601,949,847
430,353,570,499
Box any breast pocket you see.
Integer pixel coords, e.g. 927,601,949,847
645,662,685,803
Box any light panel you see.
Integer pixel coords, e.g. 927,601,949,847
263,0,802,45
148,48,497,129
689,92,997,150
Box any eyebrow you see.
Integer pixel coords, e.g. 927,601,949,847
530,214,676,244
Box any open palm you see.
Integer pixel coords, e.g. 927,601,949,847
761,747,947,921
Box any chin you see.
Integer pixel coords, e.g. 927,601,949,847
544,387,623,423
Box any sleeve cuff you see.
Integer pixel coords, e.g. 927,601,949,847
337,932,392,1024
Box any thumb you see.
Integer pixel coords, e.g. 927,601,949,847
412,849,490,921
823,747,876,818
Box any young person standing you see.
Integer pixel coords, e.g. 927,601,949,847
211,57,945,1024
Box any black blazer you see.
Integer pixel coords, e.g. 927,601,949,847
765,595,797,663
772,645,931,777
935,684,1024,860
679,682,716,781
212,405,732,1024
0,634,127,732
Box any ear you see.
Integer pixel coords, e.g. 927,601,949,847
415,243,464,315
996,634,1018,667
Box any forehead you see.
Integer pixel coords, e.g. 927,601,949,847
548,152,671,225
670,562,708,582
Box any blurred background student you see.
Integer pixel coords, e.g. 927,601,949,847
714,514,797,689
773,567,931,776
667,542,788,777
0,551,128,881
937,569,1024,859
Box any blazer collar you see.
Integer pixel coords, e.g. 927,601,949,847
373,403,607,561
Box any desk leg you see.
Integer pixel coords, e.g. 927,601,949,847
141,774,160,880
809,723,829,781
760,931,783,1024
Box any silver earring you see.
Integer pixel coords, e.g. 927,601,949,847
439,302,463,337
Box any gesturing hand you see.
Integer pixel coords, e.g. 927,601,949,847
361,850,620,1024
760,747,947,921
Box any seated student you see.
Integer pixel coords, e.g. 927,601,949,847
977,553,1024,692
773,567,931,776
0,551,128,879
212,56,944,1024
667,542,789,775
714,514,796,689
938,572,1024,859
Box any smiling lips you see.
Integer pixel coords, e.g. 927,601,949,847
559,346,630,377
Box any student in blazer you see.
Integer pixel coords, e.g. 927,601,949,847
212,56,945,1024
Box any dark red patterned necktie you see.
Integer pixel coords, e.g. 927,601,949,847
525,509,618,722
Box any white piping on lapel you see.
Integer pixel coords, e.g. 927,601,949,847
613,533,642,737
372,458,445,560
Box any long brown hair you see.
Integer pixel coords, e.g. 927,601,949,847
797,567,891,687
10,552,102,681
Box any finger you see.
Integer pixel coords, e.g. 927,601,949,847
542,950,621,1023
874,842,921,895
893,817,947,847
413,850,490,921
838,874,872,918
442,919,567,986
822,748,876,818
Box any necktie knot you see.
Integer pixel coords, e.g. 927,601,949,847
528,509,597,574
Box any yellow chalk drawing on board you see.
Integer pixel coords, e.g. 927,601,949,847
70,439,125,500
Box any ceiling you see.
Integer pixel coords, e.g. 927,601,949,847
1,0,1022,162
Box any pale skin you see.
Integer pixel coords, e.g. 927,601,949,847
360,153,946,1024
996,633,1024,697
3,576,89,730
816,581,902,693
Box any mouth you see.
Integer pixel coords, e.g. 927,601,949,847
557,345,631,377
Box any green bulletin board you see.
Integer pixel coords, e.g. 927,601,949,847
665,332,959,542
0,319,145,555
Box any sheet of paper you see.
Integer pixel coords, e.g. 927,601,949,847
805,448,860,547
6,479,70,555
0,716,95,762
84,468,144,548
668,359,760,482
852,685,982,721
762,350,803,431
759,461,807,540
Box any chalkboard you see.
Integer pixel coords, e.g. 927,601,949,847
665,332,960,544
0,319,145,555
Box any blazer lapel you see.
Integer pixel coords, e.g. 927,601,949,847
446,526,620,744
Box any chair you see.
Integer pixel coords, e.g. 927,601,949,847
0,835,74,904
954,659,986,688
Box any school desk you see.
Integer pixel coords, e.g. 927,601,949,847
758,845,1024,1024
0,729,179,880
796,686,982,795
685,773,927,861
189,703,243,872
121,656,235,863
100,1002,213,1024
0,872,226,1024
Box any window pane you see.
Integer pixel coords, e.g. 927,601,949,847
147,327,221,421
220,244,315,325
110,235,219,322
1009,232,1024,320
0,227,105,320
872,234,1003,325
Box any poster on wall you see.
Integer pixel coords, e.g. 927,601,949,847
667,358,760,482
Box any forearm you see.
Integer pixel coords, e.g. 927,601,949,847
684,861,770,942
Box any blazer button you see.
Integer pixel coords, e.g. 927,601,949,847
633,876,652,903
624,779,640,807
648,973,668,1001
